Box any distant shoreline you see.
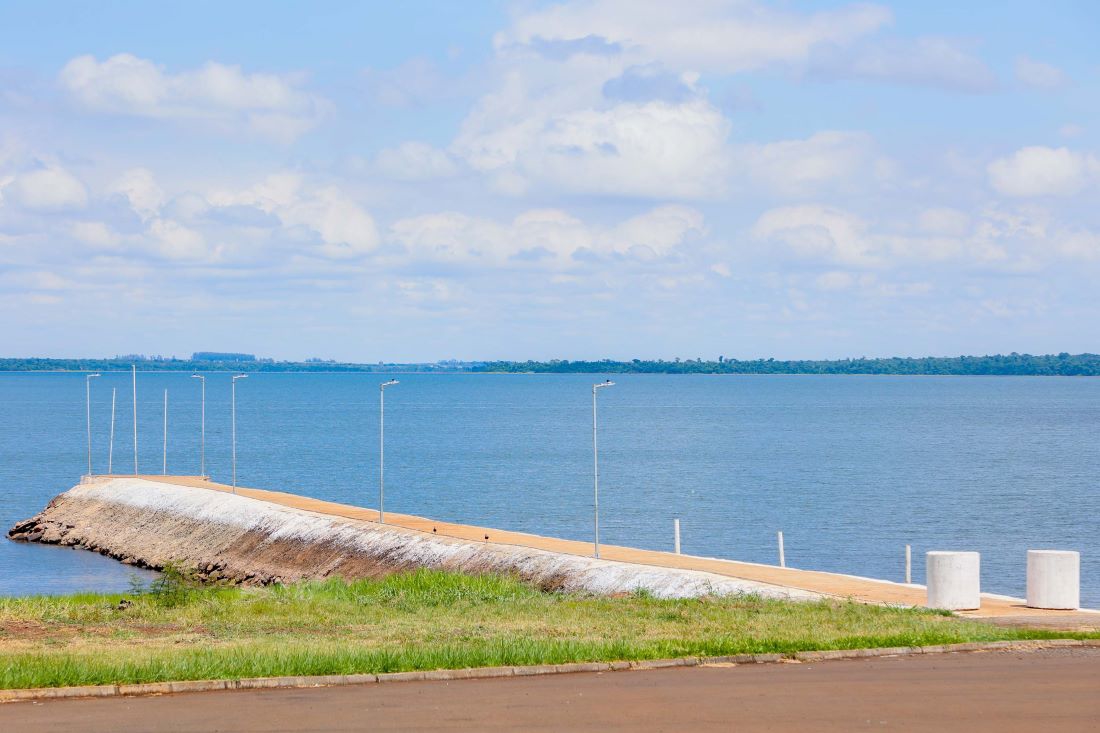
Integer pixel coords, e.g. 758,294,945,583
1,353,1098,377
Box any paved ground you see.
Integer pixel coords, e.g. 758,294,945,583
127,475,1099,629
4,647,1099,731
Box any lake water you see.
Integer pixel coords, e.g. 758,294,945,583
1,372,1098,606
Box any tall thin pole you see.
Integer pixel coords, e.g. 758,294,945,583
108,388,116,474
162,389,168,475
85,373,99,475
132,364,138,475
592,385,599,559
378,379,398,524
380,386,385,523
86,376,91,476
232,379,237,492
591,379,614,559
200,378,205,476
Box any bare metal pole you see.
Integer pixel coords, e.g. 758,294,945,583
592,386,598,557
592,380,614,559
201,378,205,476
379,379,398,523
85,373,100,476
380,386,384,522
108,388,116,474
162,389,168,475
132,364,138,475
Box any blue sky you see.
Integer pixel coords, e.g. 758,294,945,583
1,1,1098,361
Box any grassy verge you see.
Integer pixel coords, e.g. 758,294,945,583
1,569,1094,690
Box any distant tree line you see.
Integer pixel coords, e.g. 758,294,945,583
191,352,258,362
0,357,464,373
471,353,1100,376
1,353,1098,376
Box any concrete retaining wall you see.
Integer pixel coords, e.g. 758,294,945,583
7,478,823,601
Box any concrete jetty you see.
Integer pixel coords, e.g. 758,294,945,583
8,476,1099,630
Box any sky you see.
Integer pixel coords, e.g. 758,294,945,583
1,1,1098,362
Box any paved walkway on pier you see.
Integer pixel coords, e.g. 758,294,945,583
118,476,1099,630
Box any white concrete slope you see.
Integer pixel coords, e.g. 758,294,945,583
13,478,825,602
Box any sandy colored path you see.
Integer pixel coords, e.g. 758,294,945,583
5,647,1100,732
114,476,1098,628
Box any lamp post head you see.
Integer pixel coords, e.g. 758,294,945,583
88,373,101,380
191,374,204,381
380,379,399,390
232,374,248,382
593,379,614,390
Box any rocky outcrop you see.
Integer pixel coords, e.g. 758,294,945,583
8,478,823,600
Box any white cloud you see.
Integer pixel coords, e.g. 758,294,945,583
1056,229,1100,260
918,207,970,236
149,218,207,260
1014,56,1069,90
70,220,118,248
608,205,705,259
816,271,855,290
452,1,899,200
754,201,1100,273
808,37,997,93
455,98,730,198
500,0,890,73
109,167,165,219
390,204,704,266
59,54,329,142
4,165,88,211
987,146,1096,197
737,131,881,195
210,173,380,259
753,205,877,266
376,142,459,180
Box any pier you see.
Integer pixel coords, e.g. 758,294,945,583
13,475,1100,631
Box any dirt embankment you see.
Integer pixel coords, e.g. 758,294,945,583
7,478,822,599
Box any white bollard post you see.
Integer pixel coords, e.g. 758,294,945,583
905,544,912,584
777,531,785,568
1026,550,1079,610
673,518,681,555
925,551,980,610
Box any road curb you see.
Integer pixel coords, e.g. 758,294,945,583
3,639,1098,703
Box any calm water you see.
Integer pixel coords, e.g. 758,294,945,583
1,372,1097,605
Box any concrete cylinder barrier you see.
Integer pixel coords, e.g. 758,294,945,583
1026,550,1080,610
926,551,980,610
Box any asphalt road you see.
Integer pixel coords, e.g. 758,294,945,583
3,648,1099,732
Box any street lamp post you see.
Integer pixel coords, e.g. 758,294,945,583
379,379,399,523
191,374,205,477
231,374,248,493
131,364,138,475
592,379,614,559
85,373,100,476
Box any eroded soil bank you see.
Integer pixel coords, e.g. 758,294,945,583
8,478,821,600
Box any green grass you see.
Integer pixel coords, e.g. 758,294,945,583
1,569,1093,690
